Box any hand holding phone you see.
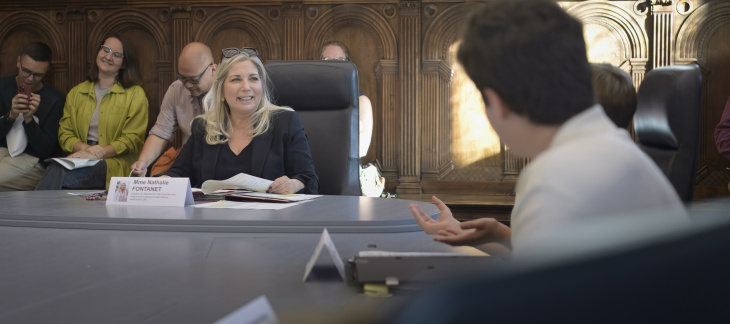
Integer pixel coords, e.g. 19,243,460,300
17,86,32,108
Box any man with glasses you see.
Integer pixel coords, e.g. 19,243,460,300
0,42,64,191
131,42,216,176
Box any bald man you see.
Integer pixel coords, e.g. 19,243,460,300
131,42,216,176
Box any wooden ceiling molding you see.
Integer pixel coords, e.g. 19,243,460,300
304,4,397,61
0,10,67,62
421,3,479,63
567,2,648,62
86,8,171,62
194,7,282,60
675,1,730,66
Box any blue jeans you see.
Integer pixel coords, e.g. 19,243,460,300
35,160,107,190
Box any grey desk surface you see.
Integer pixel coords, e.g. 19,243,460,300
0,191,474,324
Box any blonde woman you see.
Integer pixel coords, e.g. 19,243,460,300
163,48,318,194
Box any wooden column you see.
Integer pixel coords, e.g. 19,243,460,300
66,7,86,88
283,3,303,60
171,5,191,70
630,58,648,89
502,145,526,182
651,1,674,68
377,59,399,187
421,60,452,179
397,1,421,193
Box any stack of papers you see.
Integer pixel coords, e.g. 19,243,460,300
202,173,273,194
225,192,322,203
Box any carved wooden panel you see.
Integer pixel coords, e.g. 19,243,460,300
0,0,727,199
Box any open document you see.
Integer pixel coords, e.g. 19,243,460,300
45,157,101,170
201,173,273,194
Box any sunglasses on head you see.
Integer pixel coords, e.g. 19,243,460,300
221,47,259,59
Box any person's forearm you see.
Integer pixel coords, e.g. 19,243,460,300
138,135,170,165
290,179,305,193
101,145,116,159
474,242,512,258
73,141,90,153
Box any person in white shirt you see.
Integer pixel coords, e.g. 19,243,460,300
409,0,684,258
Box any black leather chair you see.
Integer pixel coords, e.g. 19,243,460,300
265,60,361,196
634,64,702,202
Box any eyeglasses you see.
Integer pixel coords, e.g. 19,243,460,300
99,45,124,60
177,63,213,85
321,56,348,61
19,62,45,80
221,47,259,59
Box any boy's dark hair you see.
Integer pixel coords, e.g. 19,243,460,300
320,41,350,61
457,0,595,125
88,33,142,89
590,63,637,129
21,42,53,62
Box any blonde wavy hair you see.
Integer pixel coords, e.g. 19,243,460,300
200,52,292,145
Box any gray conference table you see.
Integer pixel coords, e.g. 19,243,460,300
0,190,477,324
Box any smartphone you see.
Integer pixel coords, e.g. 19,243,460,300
17,86,32,109
18,85,32,98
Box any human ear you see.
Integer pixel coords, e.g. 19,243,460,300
482,88,510,121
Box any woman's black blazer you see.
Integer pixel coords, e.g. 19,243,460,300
165,110,319,194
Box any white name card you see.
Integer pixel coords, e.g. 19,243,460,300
106,177,194,207
303,228,346,282
214,295,279,324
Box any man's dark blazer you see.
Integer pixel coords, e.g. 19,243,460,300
165,109,319,194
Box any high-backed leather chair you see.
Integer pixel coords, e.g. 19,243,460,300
633,64,702,202
265,60,361,196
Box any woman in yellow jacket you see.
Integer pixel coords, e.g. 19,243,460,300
36,33,147,190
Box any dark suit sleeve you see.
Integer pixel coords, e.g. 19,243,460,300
283,111,319,194
164,118,202,186
24,95,65,159
0,81,16,139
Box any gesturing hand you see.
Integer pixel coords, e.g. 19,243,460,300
434,217,512,250
409,196,462,235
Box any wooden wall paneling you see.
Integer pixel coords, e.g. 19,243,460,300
66,8,86,91
169,5,192,148
305,3,399,191
503,146,524,182
566,1,649,85
171,4,192,75
376,59,400,192
195,7,283,62
421,3,476,182
397,1,422,194
0,10,67,93
651,2,675,67
676,1,730,198
283,3,303,60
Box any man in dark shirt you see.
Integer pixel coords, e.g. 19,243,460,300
0,42,65,191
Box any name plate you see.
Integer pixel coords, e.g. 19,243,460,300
107,177,194,207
